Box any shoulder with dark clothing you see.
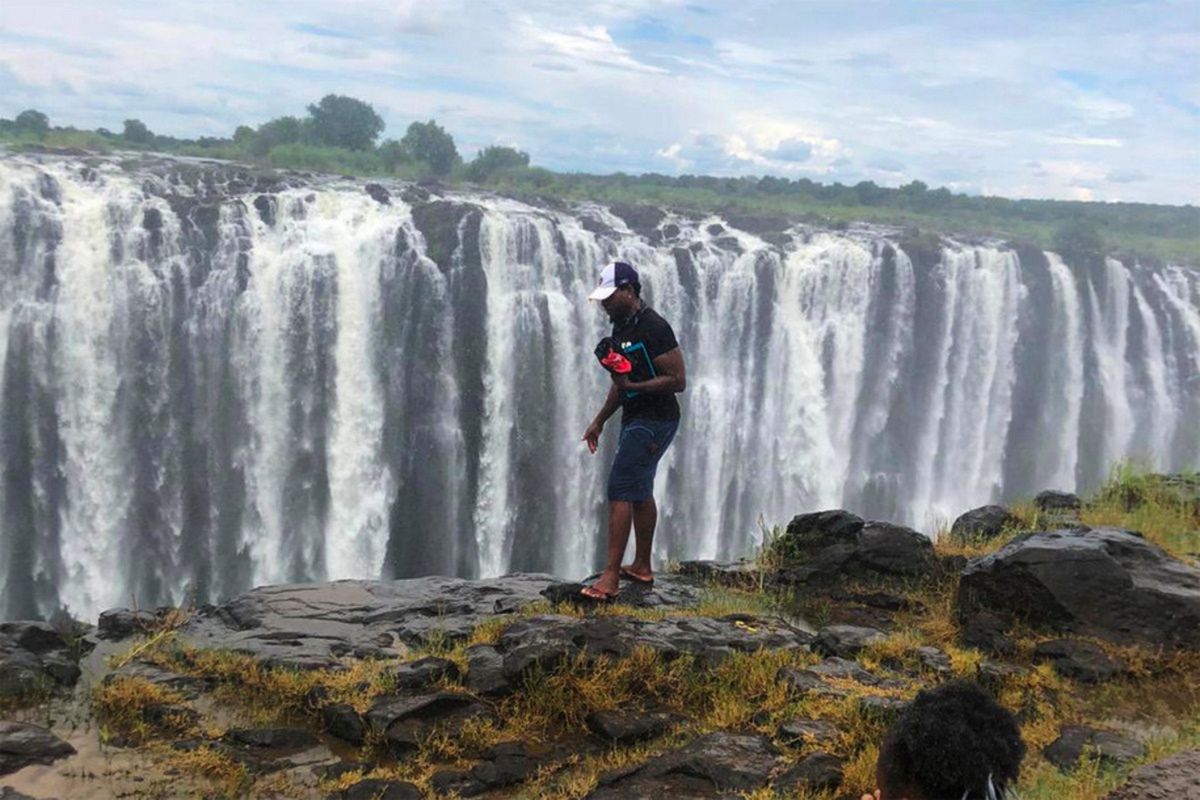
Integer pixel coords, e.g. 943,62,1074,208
629,306,679,359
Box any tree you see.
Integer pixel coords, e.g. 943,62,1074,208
400,120,460,177
378,139,409,172
233,125,255,146
1053,218,1105,259
464,145,530,181
14,109,49,139
305,94,384,151
123,118,153,144
249,116,306,156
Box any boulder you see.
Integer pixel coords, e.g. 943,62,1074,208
776,718,840,747
1044,726,1145,770
227,727,318,750
0,622,86,698
586,732,780,799
948,505,1019,543
1035,490,1082,511
777,514,935,585
0,721,75,775
363,183,391,205
0,622,66,654
366,692,478,731
959,611,1016,656
915,646,952,676
367,692,488,757
1033,491,1088,529
338,778,421,800
1105,748,1200,800
784,510,865,545
431,768,486,797
468,741,541,790
676,560,762,587
814,625,886,658
957,528,1200,649
805,657,879,685
322,704,366,745
856,522,937,576
465,644,508,695
1033,639,1127,683
587,710,678,744
975,660,1029,692
776,666,846,698
394,656,459,691
773,752,843,792
858,695,908,722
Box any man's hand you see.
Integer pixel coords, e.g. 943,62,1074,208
582,420,603,454
610,372,632,390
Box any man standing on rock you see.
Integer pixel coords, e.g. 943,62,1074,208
581,261,686,600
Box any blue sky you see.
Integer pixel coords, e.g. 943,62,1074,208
2,0,1197,203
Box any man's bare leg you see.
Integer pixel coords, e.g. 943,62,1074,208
590,500,632,595
622,497,656,582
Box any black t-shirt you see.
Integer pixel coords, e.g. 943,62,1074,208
611,306,681,422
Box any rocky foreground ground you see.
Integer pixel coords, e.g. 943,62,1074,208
2,478,1199,799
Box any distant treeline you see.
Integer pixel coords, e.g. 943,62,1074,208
2,97,1197,263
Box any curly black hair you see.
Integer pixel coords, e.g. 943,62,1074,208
876,680,1026,800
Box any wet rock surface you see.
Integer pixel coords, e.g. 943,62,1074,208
0,720,76,775
773,751,844,792
776,512,936,585
957,528,1200,648
586,710,680,744
586,732,780,799
227,727,320,750
490,613,812,690
776,717,840,747
174,575,553,668
1105,748,1200,799
814,624,887,658
948,504,1019,543
335,778,421,800
1032,638,1127,682
1043,725,1146,770
0,622,87,697
171,574,714,670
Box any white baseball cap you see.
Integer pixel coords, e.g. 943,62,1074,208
587,261,640,301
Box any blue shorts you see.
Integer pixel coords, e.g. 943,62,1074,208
607,418,679,502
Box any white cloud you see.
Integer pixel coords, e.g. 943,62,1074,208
519,19,668,75
0,0,1195,203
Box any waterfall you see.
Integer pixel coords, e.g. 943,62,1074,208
1,154,1198,620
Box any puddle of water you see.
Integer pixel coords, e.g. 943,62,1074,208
3,636,362,798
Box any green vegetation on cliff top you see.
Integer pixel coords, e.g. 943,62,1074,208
2,98,1198,265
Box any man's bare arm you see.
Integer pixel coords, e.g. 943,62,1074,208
583,382,622,453
593,382,622,425
614,347,686,394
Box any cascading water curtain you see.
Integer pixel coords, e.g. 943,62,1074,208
1,156,1198,620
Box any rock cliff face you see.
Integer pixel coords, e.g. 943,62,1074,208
3,153,1199,621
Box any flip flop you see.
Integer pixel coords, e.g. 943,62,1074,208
580,585,619,602
620,567,654,585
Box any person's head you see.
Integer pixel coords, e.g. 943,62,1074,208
588,261,641,321
876,680,1025,800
